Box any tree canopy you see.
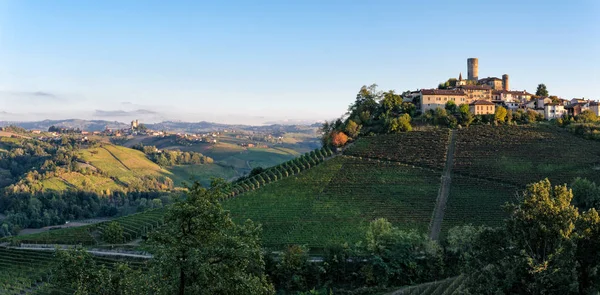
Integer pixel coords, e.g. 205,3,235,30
536,83,549,97
463,179,600,294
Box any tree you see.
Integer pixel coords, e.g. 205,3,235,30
571,177,600,210
52,247,152,294
360,218,443,287
494,106,507,123
457,104,474,127
576,209,600,293
387,114,412,133
536,84,549,97
148,181,274,295
445,101,457,114
463,179,600,294
331,132,349,147
272,245,323,293
576,110,598,123
102,221,124,244
345,120,361,138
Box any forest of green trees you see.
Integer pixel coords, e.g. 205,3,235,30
132,144,214,166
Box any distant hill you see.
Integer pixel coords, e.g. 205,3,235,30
0,119,129,132
0,119,322,134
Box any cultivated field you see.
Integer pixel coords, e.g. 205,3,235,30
453,125,600,186
345,129,450,170
8,208,166,245
225,156,441,249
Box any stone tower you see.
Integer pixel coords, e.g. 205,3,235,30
502,74,509,91
467,58,479,81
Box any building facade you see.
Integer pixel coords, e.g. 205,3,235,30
417,89,469,113
469,100,496,115
544,103,567,120
458,85,492,101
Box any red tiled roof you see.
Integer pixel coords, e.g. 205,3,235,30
420,89,466,96
459,85,492,90
469,100,495,106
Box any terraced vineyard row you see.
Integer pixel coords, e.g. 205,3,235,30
0,248,55,294
8,208,166,245
441,176,519,234
453,125,600,186
0,247,150,295
225,156,440,249
344,129,450,170
229,147,333,197
389,275,466,295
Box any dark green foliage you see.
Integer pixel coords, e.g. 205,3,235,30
132,144,213,166
536,83,549,97
571,178,600,210
461,179,600,294
321,85,415,147
102,221,124,244
148,181,274,295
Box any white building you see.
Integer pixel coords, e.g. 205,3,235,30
544,103,567,120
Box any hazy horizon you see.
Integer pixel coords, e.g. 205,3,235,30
0,0,598,124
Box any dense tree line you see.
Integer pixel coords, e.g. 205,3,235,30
424,102,543,129
321,84,416,148
0,190,174,237
132,144,214,166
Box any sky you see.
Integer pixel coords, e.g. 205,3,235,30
0,0,598,125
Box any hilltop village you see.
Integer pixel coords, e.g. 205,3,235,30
404,58,598,120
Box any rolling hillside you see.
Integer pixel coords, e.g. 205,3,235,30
14,125,600,250
224,125,600,248
28,144,175,192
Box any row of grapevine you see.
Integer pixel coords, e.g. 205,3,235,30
224,156,441,249
453,125,600,186
0,247,150,295
9,208,166,246
94,208,166,243
389,275,466,295
227,147,334,197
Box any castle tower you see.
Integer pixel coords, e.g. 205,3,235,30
502,74,509,91
467,58,479,81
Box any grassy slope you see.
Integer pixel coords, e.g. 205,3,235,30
224,156,440,249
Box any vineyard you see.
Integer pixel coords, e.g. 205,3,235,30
453,125,600,186
228,147,333,197
8,208,166,245
344,129,450,170
224,156,441,248
388,275,466,295
441,176,519,234
0,247,150,295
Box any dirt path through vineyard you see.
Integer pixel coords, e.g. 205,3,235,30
429,130,456,241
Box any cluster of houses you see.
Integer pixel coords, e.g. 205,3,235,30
406,58,598,120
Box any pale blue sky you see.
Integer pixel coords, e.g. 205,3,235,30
0,0,598,124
